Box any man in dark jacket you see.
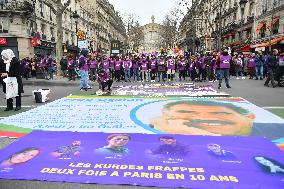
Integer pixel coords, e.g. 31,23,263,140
0,49,24,111
264,49,278,88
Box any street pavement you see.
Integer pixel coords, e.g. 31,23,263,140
0,76,283,189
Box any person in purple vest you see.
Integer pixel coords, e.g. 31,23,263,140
208,55,217,82
132,54,140,82
22,58,30,80
102,55,110,73
67,57,76,81
109,56,115,78
39,56,47,79
217,48,232,89
178,55,187,81
114,56,122,82
123,56,132,82
247,53,256,79
234,53,245,80
89,55,97,81
78,49,91,91
198,54,206,82
167,55,176,82
157,55,167,82
189,56,197,81
140,55,149,82
149,54,157,82
97,69,113,92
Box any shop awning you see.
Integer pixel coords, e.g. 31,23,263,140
253,36,284,48
256,21,266,33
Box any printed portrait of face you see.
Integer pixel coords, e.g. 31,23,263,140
149,101,255,136
1,148,40,167
108,135,130,148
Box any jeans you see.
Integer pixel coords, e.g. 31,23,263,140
79,70,89,89
48,67,54,80
133,69,140,81
124,70,131,81
255,66,263,78
218,69,230,86
158,71,166,81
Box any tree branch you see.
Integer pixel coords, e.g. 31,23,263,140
39,0,57,14
59,0,71,14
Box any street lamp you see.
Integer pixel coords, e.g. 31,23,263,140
72,11,80,54
239,0,247,51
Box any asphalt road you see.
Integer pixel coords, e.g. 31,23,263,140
0,76,283,189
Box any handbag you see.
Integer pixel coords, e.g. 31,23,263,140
3,77,18,99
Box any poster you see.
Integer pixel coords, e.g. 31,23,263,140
0,97,284,143
112,83,230,97
0,131,283,188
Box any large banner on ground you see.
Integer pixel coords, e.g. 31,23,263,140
0,97,284,143
111,83,230,97
0,131,283,188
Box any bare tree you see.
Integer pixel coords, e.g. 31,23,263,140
39,0,71,76
161,10,179,49
123,13,143,53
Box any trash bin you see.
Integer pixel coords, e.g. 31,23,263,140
33,89,51,103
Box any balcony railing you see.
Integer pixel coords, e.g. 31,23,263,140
0,0,34,12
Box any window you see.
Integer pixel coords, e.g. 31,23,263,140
50,7,52,21
0,17,9,33
50,27,54,38
272,19,279,35
41,24,46,35
260,23,266,38
40,2,44,17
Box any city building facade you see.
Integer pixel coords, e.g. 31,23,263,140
0,0,126,59
178,0,284,54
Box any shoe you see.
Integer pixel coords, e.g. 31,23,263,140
218,84,221,89
255,78,258,80
226,85,232,88
260,78,263,80
242,77,246,79
15,107,21,111
87,86,92,89
80,88,88,91
4,107,13,111
236,77,239,80
272,85,277,88
264,84,269,87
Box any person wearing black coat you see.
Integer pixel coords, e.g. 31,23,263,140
0,49,24,111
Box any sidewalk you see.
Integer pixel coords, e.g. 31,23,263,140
22,75,80,86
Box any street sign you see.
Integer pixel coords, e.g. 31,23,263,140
78,40,88,49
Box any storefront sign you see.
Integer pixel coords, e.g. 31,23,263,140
0,38,7,45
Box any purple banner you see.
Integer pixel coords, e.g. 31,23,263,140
0,131,283,188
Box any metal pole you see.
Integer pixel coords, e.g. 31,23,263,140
240,8,244,49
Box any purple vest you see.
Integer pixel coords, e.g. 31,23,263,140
199,58,206,69
102,60,109,70
247,58,256,68
279,56,284,66
220,55,231,69
90,60,97,69
236,58,243,68
167,59,175,70
179,61,186,71
123,60,132,71
109,60,115,68
79,56,89,71
150,59,156,70
132,62,139,69
141,60,148,71
98,72,110,83
114,61,121,71
157,59,166,71
40,58,46,68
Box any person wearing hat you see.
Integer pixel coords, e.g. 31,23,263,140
217,48,232,89
0,49,24,111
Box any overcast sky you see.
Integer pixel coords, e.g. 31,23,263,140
108,0,184,26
